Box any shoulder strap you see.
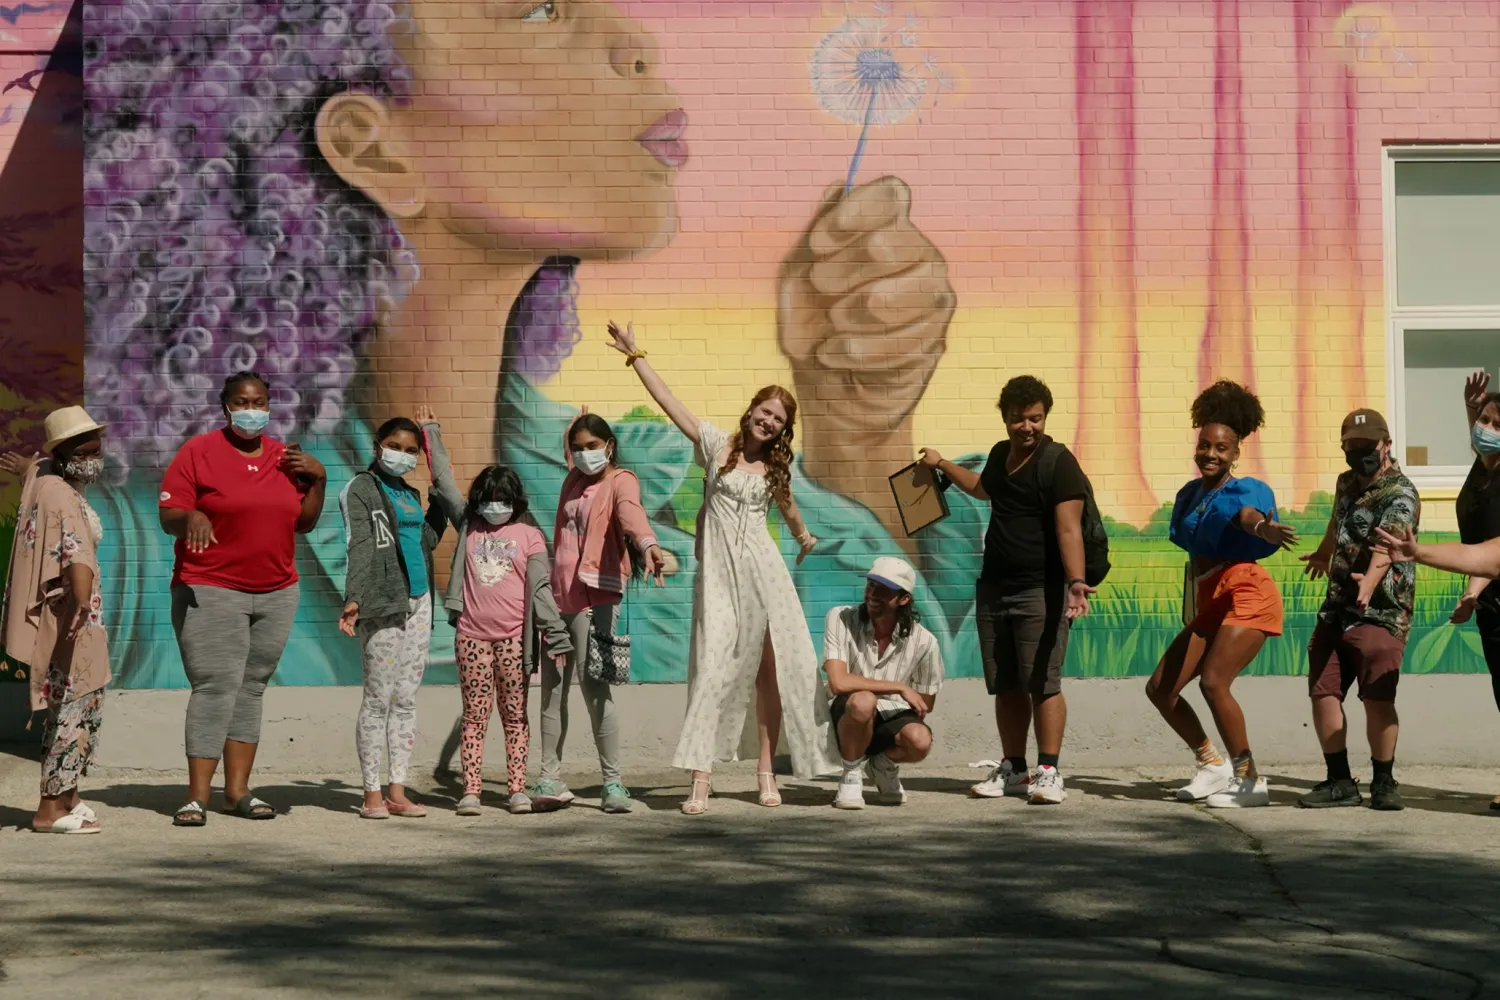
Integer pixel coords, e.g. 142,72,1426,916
1036,441,1064,504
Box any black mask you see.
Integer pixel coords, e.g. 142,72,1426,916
1344,444,1383,477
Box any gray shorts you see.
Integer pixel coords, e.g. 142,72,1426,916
975,581,1070,698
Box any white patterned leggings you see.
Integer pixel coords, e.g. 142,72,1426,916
355,594,432,792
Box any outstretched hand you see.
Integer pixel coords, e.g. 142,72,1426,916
0,451,42,477
1299,550,1330,580
1373,525,1418,563
606,320,639,357
643,544,667,587
1466,370,1492,413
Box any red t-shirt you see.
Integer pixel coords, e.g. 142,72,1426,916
159,430,308,592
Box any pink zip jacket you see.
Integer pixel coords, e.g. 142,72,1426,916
554,466,657,597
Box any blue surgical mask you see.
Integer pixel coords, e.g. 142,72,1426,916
1473,422,1500,456
229,407,270,438
479,502,513,525
572,448,609,476
379,448,419,477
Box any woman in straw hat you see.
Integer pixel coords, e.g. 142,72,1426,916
1,405,111,832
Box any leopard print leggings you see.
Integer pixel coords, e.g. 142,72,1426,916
455,632,529,796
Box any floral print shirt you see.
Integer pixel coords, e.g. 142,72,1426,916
1,467,111,710
1317,466,1421,639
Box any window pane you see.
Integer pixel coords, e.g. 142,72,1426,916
1403,329,1500,466
1394,160,1500,307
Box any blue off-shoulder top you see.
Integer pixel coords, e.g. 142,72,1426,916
1168,476,1281,563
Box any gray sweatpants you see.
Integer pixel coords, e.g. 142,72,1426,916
172,584,299,760
538,607,622,785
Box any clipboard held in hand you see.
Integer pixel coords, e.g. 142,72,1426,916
889,461,950,537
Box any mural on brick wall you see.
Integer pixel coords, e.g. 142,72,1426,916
0,0,82,685
75,0,1494,688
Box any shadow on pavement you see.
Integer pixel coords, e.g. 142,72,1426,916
4,791,1500,999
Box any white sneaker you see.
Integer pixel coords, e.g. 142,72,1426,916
1029,765,1068,804
1176,760,1235,802
969,759,1031,799
833,768,866,810
1204,775,1270,809
869,755,907,805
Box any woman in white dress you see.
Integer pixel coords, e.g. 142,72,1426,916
608,321,840,813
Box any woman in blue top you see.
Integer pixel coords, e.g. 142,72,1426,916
1145,381,1298,809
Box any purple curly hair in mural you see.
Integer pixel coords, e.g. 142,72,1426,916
83,0,581,471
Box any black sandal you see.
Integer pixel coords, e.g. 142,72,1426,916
224,794,275,820
173,800,207,827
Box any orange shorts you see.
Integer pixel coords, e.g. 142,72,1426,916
1189,562,1284,637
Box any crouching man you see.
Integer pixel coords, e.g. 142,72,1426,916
825,557,946,809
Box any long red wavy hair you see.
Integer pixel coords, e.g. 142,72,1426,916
720,385,797,504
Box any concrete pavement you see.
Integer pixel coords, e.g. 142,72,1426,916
2,751,1499,999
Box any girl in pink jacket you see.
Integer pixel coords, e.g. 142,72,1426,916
529,413,666,815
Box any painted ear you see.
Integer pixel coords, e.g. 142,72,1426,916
314,92,425,219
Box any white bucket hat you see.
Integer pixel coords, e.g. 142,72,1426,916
44,405,106,452
866,556,916,595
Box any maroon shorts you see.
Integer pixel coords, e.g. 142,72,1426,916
1307,621,1405,703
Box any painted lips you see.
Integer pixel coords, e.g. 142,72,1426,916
637,109,689,169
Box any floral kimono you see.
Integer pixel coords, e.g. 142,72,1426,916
1,463,110,795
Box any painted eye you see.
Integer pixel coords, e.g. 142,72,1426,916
522,1,558,22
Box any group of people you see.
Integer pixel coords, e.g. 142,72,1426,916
4,323,1499,832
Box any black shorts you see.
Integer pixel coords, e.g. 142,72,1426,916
829,693,929,757
975,581,1070,697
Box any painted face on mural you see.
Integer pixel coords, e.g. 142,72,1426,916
1004,403,1048,453
317,0,684,259
1194,424,1241,481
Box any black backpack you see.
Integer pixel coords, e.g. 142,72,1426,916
1036,442,1111,587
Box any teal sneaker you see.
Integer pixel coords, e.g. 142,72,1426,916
600,782,634,814
528,779,574,812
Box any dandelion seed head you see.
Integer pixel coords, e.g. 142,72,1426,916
811,17,929,126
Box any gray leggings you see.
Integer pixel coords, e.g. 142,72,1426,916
538,607,622,785
172,584,299,760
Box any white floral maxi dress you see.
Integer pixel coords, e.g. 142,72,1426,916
671,422,840,780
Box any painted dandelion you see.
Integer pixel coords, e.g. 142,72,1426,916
811,7,952,194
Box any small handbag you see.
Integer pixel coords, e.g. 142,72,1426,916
585,603,631,685
1181,561,1197,627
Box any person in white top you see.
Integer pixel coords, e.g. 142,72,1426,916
824,557,945,809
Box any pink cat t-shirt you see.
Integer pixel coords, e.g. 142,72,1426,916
457,521,546,642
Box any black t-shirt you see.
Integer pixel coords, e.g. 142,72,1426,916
978,436,1090,590
1456,457,1500,606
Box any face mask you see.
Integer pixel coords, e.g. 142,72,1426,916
1473,423,1500,457
1344,444,1383,477
229,407,270,438
479,502,513,525
572,448,610,476
63,456,104,485
378,448,419,477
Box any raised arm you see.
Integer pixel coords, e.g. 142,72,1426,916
419,409,466,528
1465,370,1491,431
918,447,986,500
1377,526,1500,578
606,320,700,444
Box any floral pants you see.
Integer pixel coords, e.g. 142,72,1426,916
41,667,104,798
355,594,432,793
455,633,528,796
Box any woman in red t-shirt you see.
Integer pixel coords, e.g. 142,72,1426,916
158,371,327,827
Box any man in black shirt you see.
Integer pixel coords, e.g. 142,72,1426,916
920,375,1093,804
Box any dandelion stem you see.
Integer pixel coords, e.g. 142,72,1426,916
843,88,879,195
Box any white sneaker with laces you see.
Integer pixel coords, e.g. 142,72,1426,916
869,755,907,805
1029,765,1068,804
833,768,866,810
1176,760,1235,802
1204,775,1270,809
969,759,1032,799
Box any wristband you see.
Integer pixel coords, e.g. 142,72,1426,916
1066,578,1087,589
624,349,647,366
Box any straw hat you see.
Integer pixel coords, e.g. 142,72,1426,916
43,405,106,452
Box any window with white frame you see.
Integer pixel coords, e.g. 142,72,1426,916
1385,146,1500,487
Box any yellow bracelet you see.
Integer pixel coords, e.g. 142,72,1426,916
625,349,647,366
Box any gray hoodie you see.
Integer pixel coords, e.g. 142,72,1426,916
339,421,465,624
